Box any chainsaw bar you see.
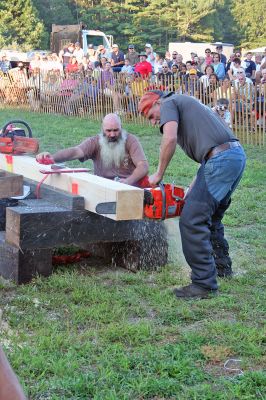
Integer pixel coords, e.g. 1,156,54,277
96,202,117,214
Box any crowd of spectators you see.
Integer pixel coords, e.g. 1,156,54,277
0,42,265,126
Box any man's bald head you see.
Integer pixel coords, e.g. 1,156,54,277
102,113,122,142
102,113,122,131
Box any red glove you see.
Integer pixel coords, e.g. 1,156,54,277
36,155,55,165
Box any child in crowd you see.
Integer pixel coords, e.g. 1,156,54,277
212,98,232,128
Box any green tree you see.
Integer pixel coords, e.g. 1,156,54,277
232,0,266,48
0,0,47,50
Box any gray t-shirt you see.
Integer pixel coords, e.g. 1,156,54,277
160,94,236,163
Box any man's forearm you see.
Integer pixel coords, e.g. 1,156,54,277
53,147,84,163
0,347,26,400
157,123,178,177
125,161,148,185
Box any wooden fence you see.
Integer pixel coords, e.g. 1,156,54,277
0,69,265,146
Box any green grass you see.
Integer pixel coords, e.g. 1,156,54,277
0,109,265,399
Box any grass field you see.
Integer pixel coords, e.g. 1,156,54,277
0,109,265,399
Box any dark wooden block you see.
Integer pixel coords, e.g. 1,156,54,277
0,232,52,284
0,170,23,199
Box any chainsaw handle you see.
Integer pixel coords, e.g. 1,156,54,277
2,120,33,137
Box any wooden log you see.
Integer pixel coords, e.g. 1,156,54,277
5,202,159,250
0,232,52,284
0,170,23,199
0,154,144,221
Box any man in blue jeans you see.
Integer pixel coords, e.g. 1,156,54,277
138,91,246,299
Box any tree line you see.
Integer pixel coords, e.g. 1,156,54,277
0,0,265,52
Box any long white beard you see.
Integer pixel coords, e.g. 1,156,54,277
99,130,127,168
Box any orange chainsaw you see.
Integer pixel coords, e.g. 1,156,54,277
0,120,39,155
144,183,185,220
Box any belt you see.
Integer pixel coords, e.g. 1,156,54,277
206,141,241,160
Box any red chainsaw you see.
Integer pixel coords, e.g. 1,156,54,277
144,183,185,220
0,120,39,155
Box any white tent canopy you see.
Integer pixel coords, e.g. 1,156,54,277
248,46,266,53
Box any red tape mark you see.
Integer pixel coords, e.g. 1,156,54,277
52,251,91,265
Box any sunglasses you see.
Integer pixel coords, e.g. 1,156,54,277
205,51,211,54
162,67,168,69
172,53,177,55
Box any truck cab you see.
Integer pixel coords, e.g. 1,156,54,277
50,24,113,55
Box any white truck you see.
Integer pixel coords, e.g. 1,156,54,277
50,23,113,54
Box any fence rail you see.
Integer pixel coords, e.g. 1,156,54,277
0,69,265,145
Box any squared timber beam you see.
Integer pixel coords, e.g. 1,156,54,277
0,170,23,199
0,154,144,221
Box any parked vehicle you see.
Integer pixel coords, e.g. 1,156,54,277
50,23,113,54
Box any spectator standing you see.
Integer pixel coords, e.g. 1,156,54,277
135,52,152,78
111,44,125,73
145,44,156,70
87,44,97,63
73,42,84,63
125,45,139,67
0,54,11,73
190,52,198,66
243,52,256,80
216,45,227,65
212,53,225,80
228,57,243,80
59,43,75,69
168,51,179,68
164,51,172,66
204,48,213,65
154,54,164,74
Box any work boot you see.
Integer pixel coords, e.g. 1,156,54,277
173,284,218,299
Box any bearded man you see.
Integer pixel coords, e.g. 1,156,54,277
36,114,149,187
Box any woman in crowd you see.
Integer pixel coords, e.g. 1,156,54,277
212,53,225,80
66,56,79,74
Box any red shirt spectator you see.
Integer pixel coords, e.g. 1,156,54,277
66,56,79,73
135,53,152,78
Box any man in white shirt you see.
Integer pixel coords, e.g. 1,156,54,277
73,42,84,63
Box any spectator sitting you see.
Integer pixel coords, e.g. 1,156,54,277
226,53,235,72
204,73,219,105
135,52,152,78
212,53,225,80
212,98,232,128
215,75,233,101
87,44,98,63
185,61,201,78
158,63,173,90
66,56,79,74
164,51,172,67
73,42,85,63
185,68,200,96
243,52,256,80
175,54,184,70
254,54,263,84
29,53,41,73
204,48,213,65
111,44,125,73
121,59,134,75
228,57,243,80
125,44,139,67
233,68,253,85
92,61,102,81
261,68,266,84
200,65,215,89
216,45,227,65
97,45,111,62
100,56,108,70
190,52,198,66
171,64,179,79
197,56,206,74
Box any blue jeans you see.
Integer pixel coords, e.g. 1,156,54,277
179,146,246,290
